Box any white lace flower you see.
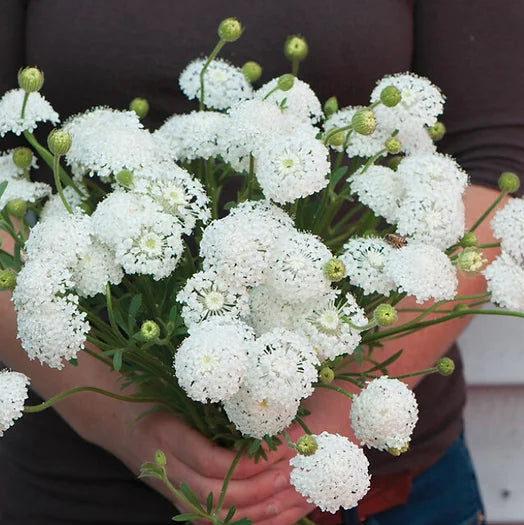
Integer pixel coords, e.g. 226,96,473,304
396,191,465,250
64,108,170,178
371,73,445,128
395,125,437,156
176,270,250,328
256,77,323,124
350,166,404,224
0,89,59,136
301,293,367,362
265,231,333,303
256,135,330,204
289,432,370,513
384,243,457,303
179,58,253,110
223,384,300,439
244,328,319,405
350,376,419,452
154,111,228,161
340,237,396,295
200,200,294,287
40,184,87,219
131,163,210,235
484,252,524,312
491,198,524,263
174,318,253,403
0,370,30,436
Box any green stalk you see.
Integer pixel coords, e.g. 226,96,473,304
469,192,506,233
20,92,30,119
292,59,299,77
53,155,73,214
105,283,127,344
391,367,438,381
314,382,354,399
199,40,226,110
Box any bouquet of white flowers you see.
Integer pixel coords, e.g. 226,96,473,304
0,17,522,525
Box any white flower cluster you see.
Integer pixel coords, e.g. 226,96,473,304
0,370,29,436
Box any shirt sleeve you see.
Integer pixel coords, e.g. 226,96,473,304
413,0,524,197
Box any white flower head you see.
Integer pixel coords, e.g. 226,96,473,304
174,318,253,403
223,384,300,439
484,252,524,312
350,376,419,452
350,166,404,224
244,328,319,405
265,231,333,302
384,243,457,303
256,77,323,124
176,270,250,328
491,198,524,264
200,200,294,287
0,370,30,436
179,57,253,110
340,237,396,295
64,107,170,178
256,135,330,204
154,111,228,161
40,183,87,219
0,89,59,137
290,432,370,513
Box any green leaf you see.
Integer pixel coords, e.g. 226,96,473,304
206,492,214,514
365,349,403,374
67,358,79,366
223,201,237,211
246,439,261,457
0,181,8,200
172,513,202,522
112,349,123,371
223,505,236,523
128,294,142,329
329,165,349,188
179,482,205,512
114,309,130,336
353,345,366,366
168,305,178,322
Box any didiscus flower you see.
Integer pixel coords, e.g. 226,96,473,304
491,198,524,263
483,252,524,312
0,370,30,436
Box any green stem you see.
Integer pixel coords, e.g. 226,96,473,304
360,148,387,174
391,367,438,380
469,192,506,233
263,85,280,100
282,430,297,450
200,40,226,110
105,283,127,344
23,386,159,413
214,443,247,517
314,382,354,399
20,92,29,119
160,473,209,520
292,59,299,77
295,416,312,435
53,155,74,214
477,242,501,249
323,124,353,145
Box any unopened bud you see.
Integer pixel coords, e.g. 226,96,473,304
277,74,295,92
385,136,402,154
129,97,149,119
284,35,308,62
374,304,398,327
459,232,478,248
319,367,335,384
0,270,16,290
380,85,401,107
155,449,167,467
327,131,346,148
6,199,27,218
47,129,72,156
323,96,338,118
116,169,134,187
218,17,243,42
242,61,262,83
498,171,520,194
457,247,487,274
324,258,346,281
296,435,318,456
427,122,446,142
18,66,44,93
436,357,455,376
352,108,376,135
12,147,33,170
388,155,403,171
453,303,469,313
141,320,160,340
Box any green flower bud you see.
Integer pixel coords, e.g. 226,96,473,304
6,199,27,218
116,169,134,187
457,247,487,274
155,449,167,467
284,35,308,62
18,66,44,93
277,73,295,92
380,85,401,107
427,122,446,142
453,303,469,313
218,17,243,42
319,367,335,384
388,155,403,171
324,258,346,281
388,443,409,456
296,434,318,456
47,129,72,156
436,357,455,376
129,97,149,119
12,147,33,170
0,270,16,290
374,304,398,327
385,136,402,154
352,108,376,136
141,320,160,340
459,232,478,248
323,96,338,118
498,171,521,193
327,131,346,148
242,61,262,83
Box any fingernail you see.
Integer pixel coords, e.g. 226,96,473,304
265,504,279,516
275,474,287,490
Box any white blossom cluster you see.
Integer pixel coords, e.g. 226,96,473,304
0,370,29,436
